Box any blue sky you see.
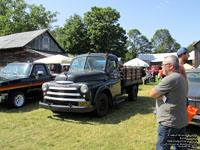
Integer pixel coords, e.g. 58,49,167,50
25,0,200,47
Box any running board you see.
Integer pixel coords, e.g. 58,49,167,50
113,98,126,105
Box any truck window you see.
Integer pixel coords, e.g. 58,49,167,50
0,64,31,77
70,57,86,71
86,57,105,71
107,59,117,72
32,65,47,76
69,56,106,71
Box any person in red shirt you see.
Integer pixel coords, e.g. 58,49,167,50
177,47,190,93
177,47,190,106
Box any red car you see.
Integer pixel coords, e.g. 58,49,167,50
148,65,160,75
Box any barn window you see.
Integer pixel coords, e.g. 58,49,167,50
43,36,49,50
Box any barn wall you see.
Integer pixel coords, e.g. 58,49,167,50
0,31,66,71
194,42,200,68
0,49,44,68
25,32,63,53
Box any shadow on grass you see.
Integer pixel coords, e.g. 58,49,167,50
0,98,40,113
187,124,200,136
47,96,155,125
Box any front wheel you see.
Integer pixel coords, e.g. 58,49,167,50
94,93,109,117
7,91,25,108
128,85,138,101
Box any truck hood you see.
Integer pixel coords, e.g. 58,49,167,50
55,71,107,82
0,74,25,84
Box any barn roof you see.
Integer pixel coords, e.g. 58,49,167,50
0,29,64,51
138,51,194,62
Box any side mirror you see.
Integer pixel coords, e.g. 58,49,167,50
37,71,44,76
35,71,44,80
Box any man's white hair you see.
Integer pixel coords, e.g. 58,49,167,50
164,55,179,70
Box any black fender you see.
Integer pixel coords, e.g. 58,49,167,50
93,85,112,108
7,87,28,99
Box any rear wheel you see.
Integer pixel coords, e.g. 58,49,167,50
6,91,25,108
95,93,109,117
128,85,138,101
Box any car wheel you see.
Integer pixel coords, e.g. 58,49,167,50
7,91,25,108
128,85,138,101
95,93,109,117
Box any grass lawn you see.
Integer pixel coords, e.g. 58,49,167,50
0,81,199,150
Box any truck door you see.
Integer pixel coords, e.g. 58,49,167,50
28,64,51,96
106,58,121,98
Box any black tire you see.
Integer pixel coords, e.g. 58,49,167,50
128,85,138,101
95,93,109,117
6,91,25,108
52,111,60,114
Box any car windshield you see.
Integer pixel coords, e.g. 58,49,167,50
187,72,200,83
187,71,200,97
69,56,106,72
0,64,31,77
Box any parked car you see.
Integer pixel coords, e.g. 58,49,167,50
186,68,200,125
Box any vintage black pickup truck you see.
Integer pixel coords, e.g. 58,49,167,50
0,62,53,108
39,53,143,117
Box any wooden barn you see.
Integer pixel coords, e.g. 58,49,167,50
193,41,200,68
0,29,66,69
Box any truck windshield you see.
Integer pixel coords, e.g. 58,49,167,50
0,64,31,77
69,56,106,72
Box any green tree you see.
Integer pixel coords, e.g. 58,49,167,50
125,29,151,61
187,41,196,51
27,4,58,30
53,14,89,55
51,26,66,49
0,0,58,36
151,29,180,53
84,6,127,58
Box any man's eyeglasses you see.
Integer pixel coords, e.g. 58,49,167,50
161,63,171,67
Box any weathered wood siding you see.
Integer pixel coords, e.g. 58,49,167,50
0,48,44,68
0,31,65,70
194,41,200,68
25,32,63,53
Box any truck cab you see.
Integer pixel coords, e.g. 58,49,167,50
40,53,142,117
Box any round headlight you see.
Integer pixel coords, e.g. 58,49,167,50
80,84,89,93
42,83,49,92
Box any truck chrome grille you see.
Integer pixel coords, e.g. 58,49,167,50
47,91,81,96
49,87,77,90
44,85,86,104
44,96,85,102
55,81,74,84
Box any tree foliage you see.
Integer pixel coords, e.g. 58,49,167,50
187,41,196,51
52,7,127,57
125,29,151,61
1,1,187,58
84,7,127,58
151,29,180,53
52,14,89,55
0,0,58,36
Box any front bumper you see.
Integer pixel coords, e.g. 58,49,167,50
39,101,95,113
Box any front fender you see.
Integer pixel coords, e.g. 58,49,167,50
93,85,112,107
